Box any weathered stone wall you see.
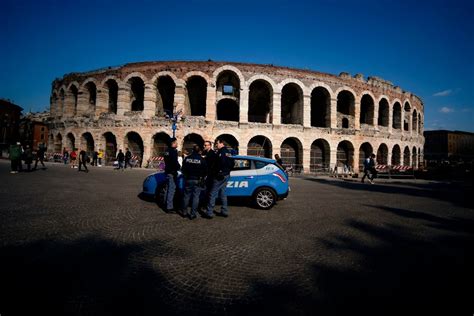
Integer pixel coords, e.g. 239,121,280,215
48,61,425,173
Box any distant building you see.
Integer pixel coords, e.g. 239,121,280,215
19,111,50,151
424,130,474,162
0,99,23,156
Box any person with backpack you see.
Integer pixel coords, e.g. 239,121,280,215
205,138,234,219
125,148,133,169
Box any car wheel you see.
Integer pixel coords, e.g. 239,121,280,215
253,187,276,210
155,183,167,207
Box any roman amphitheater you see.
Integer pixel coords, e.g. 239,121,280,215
48,61,424,174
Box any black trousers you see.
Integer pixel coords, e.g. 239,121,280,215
78,160,88,171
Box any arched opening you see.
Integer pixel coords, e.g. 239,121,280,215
81,132,95,157
418,113,422,134
66,133,75,151
248,79,272,123
337,90,355,129
105,79,118,114
125,132,144,165
377,143,388,165
102,132,117,165
216,70,240,99
216,99,239,121
311,87,330,127
215,134,239,152
378,98,389,127
337,141,354,169
310,139,330,172
247,136,272,158
84,82,97,111
153,132,170,157
128,77,144,112
186,76,206,116
360,94,374,125
404,102,411,131
418,148,421,166
69,85,78,115
156,75,176,116
182,133,204,155
393,102,402,130
54,133,62,153
391,145,401,165
59,89,65,115
412,146,417,168
359,142,374,171
412,109,418,134
403,146,411,166
281,83,303,125
280,137,303,168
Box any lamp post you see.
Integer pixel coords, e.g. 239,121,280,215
165,108,183,139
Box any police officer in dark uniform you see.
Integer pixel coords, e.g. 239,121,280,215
163,137,180,212
181,145,207,220
205,138,234,218
202,141,217,206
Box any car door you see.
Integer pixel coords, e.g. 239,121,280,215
227,158,257,197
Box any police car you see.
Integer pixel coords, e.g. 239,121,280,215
142,155,289,209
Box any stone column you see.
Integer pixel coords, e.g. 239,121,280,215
303,148,311,174
353,147,360,175
143,83,156,118
354,100,361,130
174,82,186,114
388,105,393,133
330,98,337,129
116,83,130,117
329,146,338,171
205,84,216,121
303,94,311,128
373,102,379,129
95,88,108,116
142,142,152,167
239,87,249,123
387,150,392,166
76,89,89,115
409,111,413,136
272,92,281,125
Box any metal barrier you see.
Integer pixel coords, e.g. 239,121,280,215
146,156,165,170
375,165,415,179
284,164,304,176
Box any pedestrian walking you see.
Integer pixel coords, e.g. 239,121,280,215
361,153,377,184
205,138,234,218
70,149,78,168
9,142,22,174
274,154,283,168
92,150,98,166
62,147,69,165
202,140,217,207
33,144,46,170
181,145,207,220
24,145,33,171
78,148,89,172
116,149,125,170
98,149,104,167
163,137,180,212
125,148,133,169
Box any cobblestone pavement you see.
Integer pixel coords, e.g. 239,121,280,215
0,160,473,315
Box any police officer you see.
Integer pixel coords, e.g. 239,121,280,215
163,137,180,212
205,138,234,218
202,141,217,206
181,145,207,220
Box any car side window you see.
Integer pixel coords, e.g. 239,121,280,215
233,159,251,170
254,161,269,170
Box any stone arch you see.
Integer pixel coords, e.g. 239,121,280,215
308,82,335,99
54,133,63,153
377,143,389,165
152,132,171,157
391,144,401,165
412,109,418,133
280,137,303,167
281,82,304,125
311,86,331,127
359,142,374,171
182,133,205,155
336,140,355,169
125,131,144,164
336,89,356,129
360,93,375,125
81,132,95,156
378,97,390,127
104,79,118,114
66,132,75,151
127,76,145,112
215,134,239,152
185,75,207,116
412,145,418,168
212,65,245,88
124,72,148,84
101,132,117,165
216,99,239,122
67,83,79,115
403,101,411,131
182,71,210,84
247,135,272,158
277,78,307,94
154,75,176,116
403,146,411,166
310,139,330,172
248,79,273,123
392,101,402,130
66,81,80,92
246,74,277,91
83,81,97,111
418,113,422,134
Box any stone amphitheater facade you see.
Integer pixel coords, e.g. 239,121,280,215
48,61,424,173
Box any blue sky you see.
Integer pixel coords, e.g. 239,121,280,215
1,0,473,131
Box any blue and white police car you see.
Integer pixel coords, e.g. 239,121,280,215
142,155,289,209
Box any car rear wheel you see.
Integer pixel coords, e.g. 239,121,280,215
253,187,276,210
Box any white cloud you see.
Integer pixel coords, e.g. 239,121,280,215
439,106,454,113
433,89,453,97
